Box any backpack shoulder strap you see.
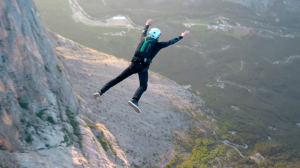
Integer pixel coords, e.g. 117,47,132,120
140,37,156,52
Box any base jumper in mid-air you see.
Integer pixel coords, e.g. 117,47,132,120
93,19,190,113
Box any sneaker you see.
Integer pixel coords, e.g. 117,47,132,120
128,99,141,113
93,92,100,99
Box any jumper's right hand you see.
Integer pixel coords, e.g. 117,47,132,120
146,19,153,26
181,30,190,37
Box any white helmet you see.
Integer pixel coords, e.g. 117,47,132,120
149,28,161,39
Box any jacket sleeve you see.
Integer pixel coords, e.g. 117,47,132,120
156,36,183,49
141,25,149,38
149,36,184,60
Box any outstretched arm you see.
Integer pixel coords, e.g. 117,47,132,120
157,30,190,48
141,19,153,38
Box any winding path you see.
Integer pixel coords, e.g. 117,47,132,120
102,0,106,6
265,55,300,65
240,61,246,71
213,131,248,158
68,0,136,28
216,78,251,92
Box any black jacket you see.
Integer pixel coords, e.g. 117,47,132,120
132,25,183,67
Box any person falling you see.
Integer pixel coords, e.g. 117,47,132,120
93,19,190,113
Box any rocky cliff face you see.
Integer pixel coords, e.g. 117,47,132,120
0,0,125,167
0,0,76,151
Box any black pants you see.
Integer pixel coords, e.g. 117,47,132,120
100,63,148,102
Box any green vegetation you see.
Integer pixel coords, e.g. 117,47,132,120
165,123,228,168
253,142,300,168
83,124,97,129
25,135,33,143
36,109,46,118
164,154,186,168
177,139,227,168
18,98,29,109
66,108,82,148
99,137,108,151
44,65,50,72
56,64,62,72
108,141,117,156
131,163,142,168
19,102,29,109
166,111,300,167
223,141,300,168
62,135,69,143
97,135,116,156
46,116,55,124
36,109,55,124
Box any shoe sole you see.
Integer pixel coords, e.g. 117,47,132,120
128,101,141,113
93,94,99,99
